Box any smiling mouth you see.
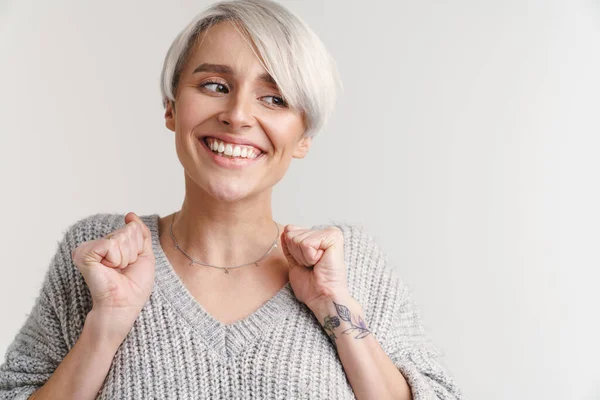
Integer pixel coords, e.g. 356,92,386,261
201,137,265,160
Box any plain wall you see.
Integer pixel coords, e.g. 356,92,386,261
1,0,599,398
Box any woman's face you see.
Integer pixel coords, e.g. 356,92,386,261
165,21,311,203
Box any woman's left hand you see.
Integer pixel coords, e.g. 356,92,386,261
281,225,349,311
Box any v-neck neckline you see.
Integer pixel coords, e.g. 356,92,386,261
143,213,300,360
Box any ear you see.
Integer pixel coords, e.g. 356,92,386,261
165,100,176,132
292,135,312,159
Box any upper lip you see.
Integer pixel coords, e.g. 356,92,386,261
199,133,266,153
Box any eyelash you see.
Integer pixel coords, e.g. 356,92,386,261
198,80,289,108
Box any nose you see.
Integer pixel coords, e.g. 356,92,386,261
218,89,254,130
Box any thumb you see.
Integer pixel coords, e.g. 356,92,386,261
125,212,153,257
124,211,140,225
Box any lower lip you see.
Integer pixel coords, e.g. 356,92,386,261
198,138,264,169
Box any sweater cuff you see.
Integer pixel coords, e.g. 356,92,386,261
396,361,437,400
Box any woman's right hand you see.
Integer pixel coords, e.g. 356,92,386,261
71,212,156,343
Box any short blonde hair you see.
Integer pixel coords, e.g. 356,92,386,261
159,0,343,138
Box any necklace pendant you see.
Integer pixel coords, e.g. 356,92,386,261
224,268,230,274
255,262,259,267
190,260,194,266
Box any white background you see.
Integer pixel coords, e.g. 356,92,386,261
1,0,599,399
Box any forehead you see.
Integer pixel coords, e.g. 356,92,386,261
187,21,267,76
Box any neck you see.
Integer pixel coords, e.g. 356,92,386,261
166,180,282,269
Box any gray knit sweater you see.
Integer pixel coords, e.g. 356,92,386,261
0,213,462,399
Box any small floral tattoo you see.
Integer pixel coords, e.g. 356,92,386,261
322,301,371,346
323,315,341,344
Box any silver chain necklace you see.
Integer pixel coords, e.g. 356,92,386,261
168,211,279,274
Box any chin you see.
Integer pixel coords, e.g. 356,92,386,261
206,181,255,203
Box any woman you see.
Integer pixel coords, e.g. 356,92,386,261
0,0,463,399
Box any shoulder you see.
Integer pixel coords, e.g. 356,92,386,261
61,212,128,243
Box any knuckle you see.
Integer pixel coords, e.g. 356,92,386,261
127,221,138,234
119,234,129,245
329,226,343,238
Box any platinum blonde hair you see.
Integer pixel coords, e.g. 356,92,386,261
159,0,343,138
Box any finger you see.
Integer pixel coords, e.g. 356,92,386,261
128,218,143,256
127,212,153,257
292,230,325,266
97,213,149,270
299,238,325,266
103,238,124,269
99,230,128,269
121,213,155,287
127,229,137,266
283,226,310,263
133,221,143,260
280,231,299,267
113,233,130,269
73,236,122,270
285,224,306,232
284,225,310,241
122,213,143,266
286,230,314,266
283,228,308,266
125,221,140,265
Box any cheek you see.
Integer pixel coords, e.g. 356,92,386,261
261,117,305,152
176,93,218,127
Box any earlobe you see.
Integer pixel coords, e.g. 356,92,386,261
292,135,312,159
164,100,176,132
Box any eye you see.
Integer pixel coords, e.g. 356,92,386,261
262,95,288,108
198,80,288,108
198,80,229,94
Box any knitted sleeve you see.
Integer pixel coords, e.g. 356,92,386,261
380,271,463,400
335,224,464,400
0,216,96,400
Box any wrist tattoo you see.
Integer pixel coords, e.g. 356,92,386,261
322,301,371,346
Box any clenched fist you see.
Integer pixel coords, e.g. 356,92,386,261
71,212,156,343
281,224,349,311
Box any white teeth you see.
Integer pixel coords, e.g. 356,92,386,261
206,137,262,159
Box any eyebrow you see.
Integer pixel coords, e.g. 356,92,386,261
192,63,278,86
